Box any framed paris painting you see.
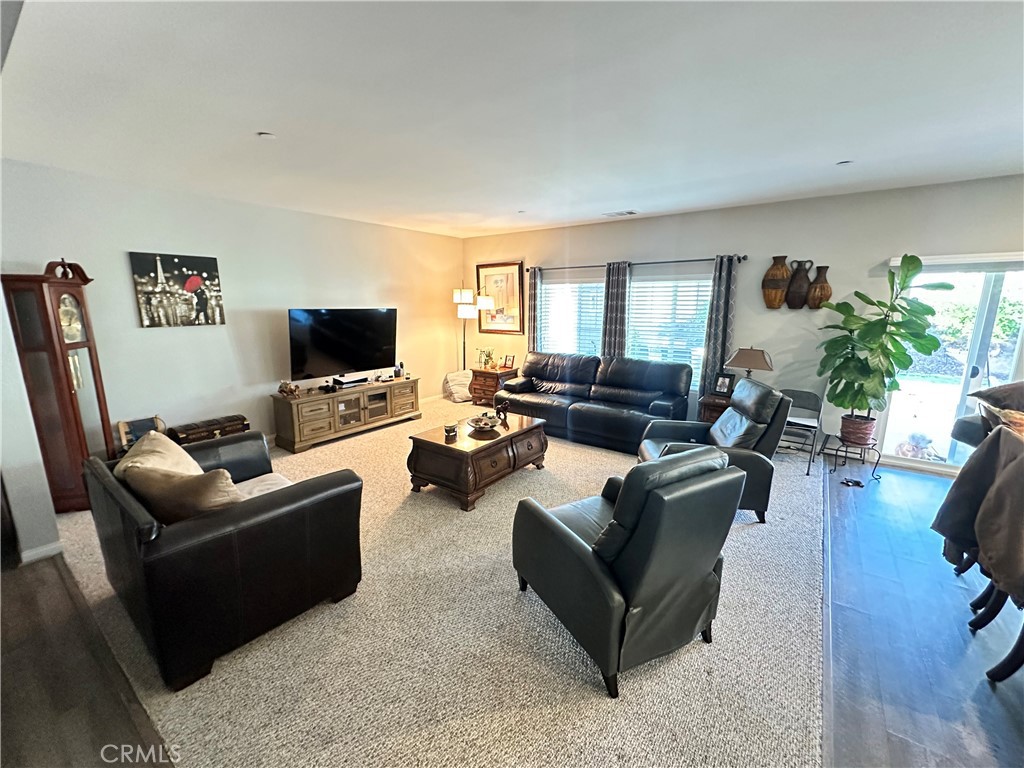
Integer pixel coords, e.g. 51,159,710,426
129,252,226,328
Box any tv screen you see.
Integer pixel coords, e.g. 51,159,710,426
289,308,397,380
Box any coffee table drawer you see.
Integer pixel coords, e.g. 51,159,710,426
472,444,512,484
512,431,545,464
299,418,334,442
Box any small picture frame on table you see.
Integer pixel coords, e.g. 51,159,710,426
712,372,735,396
503,355,515,369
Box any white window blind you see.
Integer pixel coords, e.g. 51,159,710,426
535,267,605,356
625,262,713,385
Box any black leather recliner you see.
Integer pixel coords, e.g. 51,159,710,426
83,432,362,690
512,447,746,697
638,378,792,523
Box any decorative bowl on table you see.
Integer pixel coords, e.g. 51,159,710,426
467,415,501,433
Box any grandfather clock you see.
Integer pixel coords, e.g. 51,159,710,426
3,260,115,512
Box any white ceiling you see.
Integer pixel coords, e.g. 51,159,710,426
3,1,1022,238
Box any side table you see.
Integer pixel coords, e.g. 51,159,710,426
470,367,519,407
698,394,731,424
822,434,882,480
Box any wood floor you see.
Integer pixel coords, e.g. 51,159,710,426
1,556,166,768
2,460,1021,767
825,460,1023,767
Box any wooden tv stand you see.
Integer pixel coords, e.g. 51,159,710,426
272,378,420,453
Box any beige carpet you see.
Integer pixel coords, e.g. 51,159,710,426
58,398,824,767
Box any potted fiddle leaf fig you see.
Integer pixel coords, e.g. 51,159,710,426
816,254,953,444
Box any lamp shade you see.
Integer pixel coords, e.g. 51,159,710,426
724,347,773,375
453,288,474,304
476,294,495,311
457,303,478,319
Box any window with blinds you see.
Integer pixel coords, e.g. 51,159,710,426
535,267,605,356
625,262,713,386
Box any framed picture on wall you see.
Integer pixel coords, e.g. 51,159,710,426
476,261,524,335
129,252,226,328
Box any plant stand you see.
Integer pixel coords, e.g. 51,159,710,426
822,434,882,481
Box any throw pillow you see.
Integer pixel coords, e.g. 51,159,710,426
123,466,243,525
113,430,203,480
970,381,1024,412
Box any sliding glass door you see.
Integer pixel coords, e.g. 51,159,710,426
881,267,1022,467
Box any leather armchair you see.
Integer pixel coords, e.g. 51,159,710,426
83,432,362,690
638,378,792,523
512,447,746,697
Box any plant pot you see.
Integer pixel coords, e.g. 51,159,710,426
806,265,832,309
761,255,791,309
840,414,876,445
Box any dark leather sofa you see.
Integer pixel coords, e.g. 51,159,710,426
494,352,692,453
83,432,362,690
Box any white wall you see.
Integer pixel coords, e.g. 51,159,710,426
1,297,61,561
2,159,463,555
463,175,1024,432
2,160,464,430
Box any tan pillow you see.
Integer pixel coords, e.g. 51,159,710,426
113,430,203,480
123,467,243,525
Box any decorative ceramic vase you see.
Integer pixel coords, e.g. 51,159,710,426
840,414,876,445
806,265,833,309
761,256,792,309
785,259,814,309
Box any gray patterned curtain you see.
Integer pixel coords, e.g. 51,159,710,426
601,261,630,356
527,267,541,352
699,254,741,397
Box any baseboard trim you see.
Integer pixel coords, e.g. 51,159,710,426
20,540,63,563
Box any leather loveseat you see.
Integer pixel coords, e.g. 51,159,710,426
494,352,692,453
83,432,362,690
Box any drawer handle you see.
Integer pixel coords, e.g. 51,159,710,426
526,441,533,451
490,459,498,468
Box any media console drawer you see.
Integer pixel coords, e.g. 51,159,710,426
299,418,334,442
298,400,332,421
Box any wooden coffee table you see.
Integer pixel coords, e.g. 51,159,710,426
407,415,547,510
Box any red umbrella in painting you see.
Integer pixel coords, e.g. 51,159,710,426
183,275,204,292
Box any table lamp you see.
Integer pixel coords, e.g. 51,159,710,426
725,347,773,378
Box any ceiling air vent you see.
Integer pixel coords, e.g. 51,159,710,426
602,210,639,218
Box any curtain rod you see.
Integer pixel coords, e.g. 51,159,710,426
525,254,747,272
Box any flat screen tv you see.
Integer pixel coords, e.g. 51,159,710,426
288,308,397,380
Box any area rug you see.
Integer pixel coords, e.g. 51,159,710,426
58,398,824,767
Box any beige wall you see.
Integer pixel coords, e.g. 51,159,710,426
2,160,464,429
1,159,463,556
463,175,1024,432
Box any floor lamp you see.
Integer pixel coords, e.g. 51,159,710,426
453,287,495,370
456,301,476,370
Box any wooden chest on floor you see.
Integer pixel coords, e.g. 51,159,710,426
167,415,251,445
